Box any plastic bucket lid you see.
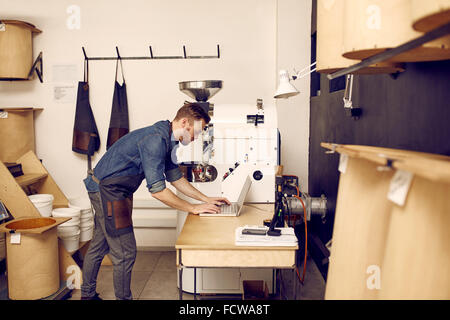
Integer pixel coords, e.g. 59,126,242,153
28,194,54,203
52,207,81,218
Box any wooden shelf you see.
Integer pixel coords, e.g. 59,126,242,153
15,173,48,187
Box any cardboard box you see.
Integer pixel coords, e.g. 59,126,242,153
242,280,269,300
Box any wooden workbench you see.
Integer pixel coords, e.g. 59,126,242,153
175,204,298,299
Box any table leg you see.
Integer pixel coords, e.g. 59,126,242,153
272,269,275,295
179,266,183,300
193,267,197,300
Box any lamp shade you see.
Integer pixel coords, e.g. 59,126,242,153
274,70,299,99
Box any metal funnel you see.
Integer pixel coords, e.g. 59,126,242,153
179,80,223,102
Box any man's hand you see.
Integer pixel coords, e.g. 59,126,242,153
205,197,231,206
190,203,221,214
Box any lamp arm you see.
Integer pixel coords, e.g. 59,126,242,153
292,61,317,80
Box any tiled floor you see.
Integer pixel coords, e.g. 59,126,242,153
68,250,325,300
0,250,325,300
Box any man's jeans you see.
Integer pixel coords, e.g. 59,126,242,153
81,191,137,300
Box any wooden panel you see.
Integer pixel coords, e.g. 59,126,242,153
0,216,70,234
325,156,394,299
0,109,35,163
0,161,41,219
380,176,450,299
180,249,296,268
17,151,69,208
15,173,48,187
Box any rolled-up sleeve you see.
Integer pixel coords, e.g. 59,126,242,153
166,167,183,182
137,134,167,194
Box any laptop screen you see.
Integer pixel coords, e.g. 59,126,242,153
236,176,252,207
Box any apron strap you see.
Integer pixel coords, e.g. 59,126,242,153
87,154,92,177
115,57,125,84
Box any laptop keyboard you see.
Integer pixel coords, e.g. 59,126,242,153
220,203,238,214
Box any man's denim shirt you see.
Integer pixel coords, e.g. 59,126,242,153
84,120,182,193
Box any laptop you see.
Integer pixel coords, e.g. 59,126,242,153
200,176,252,217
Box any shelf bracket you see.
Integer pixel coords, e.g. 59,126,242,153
27,51,43,83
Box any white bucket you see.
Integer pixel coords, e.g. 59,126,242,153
80,226,94,242
59,217,81,227
80,211,94,219
57,225,80,236
80,219,94,227
28,194,54,217
60,230,80,253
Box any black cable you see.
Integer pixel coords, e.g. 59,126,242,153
284,195,291,227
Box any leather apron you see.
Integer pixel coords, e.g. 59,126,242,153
99,173,144,237
72,59,100,156
106,57,129,149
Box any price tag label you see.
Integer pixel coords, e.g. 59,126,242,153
387,170,414,206
0,111,8,119
338,154,349,173
0,23,5,32
10,232,21,244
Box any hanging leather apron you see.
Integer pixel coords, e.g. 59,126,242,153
106,57,129,149
72,59,100,171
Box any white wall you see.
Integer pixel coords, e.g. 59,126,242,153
0,0,311,199
276,0,312,192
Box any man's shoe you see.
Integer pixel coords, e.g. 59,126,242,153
81,292,103,300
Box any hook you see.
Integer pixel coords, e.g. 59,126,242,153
149,46,153,59
115,46,121,59
325,144,338,154
82,47,88,60
183,45,187,59
217,44,220,58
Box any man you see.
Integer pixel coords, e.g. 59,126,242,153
80,103,230,300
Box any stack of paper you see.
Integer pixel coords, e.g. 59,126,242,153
235,226,298,247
